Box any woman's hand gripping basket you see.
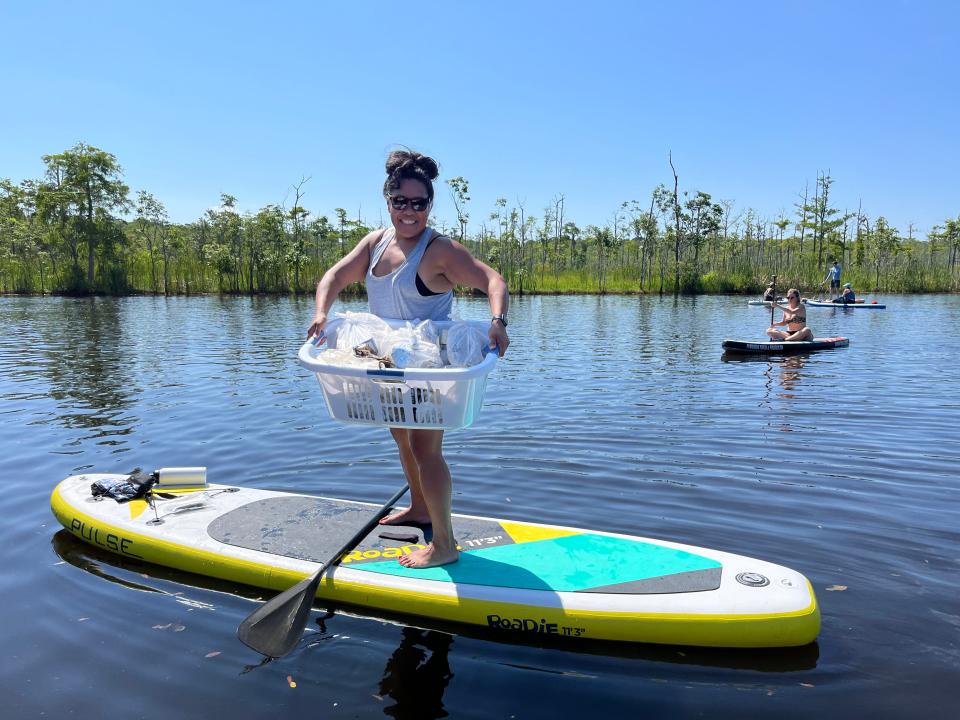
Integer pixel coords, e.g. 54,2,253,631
297,317,498,430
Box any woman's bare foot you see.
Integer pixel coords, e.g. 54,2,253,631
379,507,432,527
398,543,459,568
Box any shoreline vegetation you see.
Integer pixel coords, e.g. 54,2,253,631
3,143,959,298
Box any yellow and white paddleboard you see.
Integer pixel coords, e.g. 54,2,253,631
51,473,819,648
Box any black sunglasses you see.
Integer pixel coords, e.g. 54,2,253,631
389,196,430,212
787,293,798,299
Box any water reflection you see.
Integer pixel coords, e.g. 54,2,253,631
15,298,141,445
378,628,454,719
777,355,806,397
721,353,808,397
51,529,264,602
49,299,138,415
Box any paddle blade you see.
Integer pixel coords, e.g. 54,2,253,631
235,483,408,658
237,566,326,657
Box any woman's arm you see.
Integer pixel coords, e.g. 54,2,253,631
307,231,380,338
433,238,510,356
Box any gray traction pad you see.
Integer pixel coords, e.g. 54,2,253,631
206,497,722,594
207,496,514,564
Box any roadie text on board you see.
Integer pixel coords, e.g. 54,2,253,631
486,614,586,637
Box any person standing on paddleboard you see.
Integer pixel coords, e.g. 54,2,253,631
767,289,813,341
307,149,510,569
824,260,841,297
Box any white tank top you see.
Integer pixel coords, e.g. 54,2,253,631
365,227,453,321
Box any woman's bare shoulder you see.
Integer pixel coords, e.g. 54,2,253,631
429,231,469,253
352,228,386,254
422,232,468,275
362,228,387,244
422,231,455,256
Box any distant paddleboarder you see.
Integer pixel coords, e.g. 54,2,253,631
824,260,842,297
833,282,856,304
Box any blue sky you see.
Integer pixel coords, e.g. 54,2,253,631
1,1,957,237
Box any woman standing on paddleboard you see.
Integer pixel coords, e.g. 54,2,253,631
307,149,510,569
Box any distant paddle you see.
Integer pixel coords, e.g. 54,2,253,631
237,484,409,658
769,275,777,327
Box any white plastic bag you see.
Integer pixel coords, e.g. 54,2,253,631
367,319,442,369
317,347,382,369
412,319,440,346
332,313,442,368
387,323,442,368
389,339,443,368
333,311,392,352
445,321,488,367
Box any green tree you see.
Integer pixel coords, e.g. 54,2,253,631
134,190,168,292
446,176,470,243
41,143,129,288
334,208,349,259
206,195,242,292
683,191,723,278
247,205,286,292
288,177,310,290
869,217,900,289
307,215,334,275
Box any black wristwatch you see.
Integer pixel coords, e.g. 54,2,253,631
492,314,508,327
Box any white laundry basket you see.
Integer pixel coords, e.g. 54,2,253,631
298,318,498,430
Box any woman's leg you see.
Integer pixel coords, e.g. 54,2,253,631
767,327,788,340
398,429,458,568
380,427,432,526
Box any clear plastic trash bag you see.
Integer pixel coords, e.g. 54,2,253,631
445,321,488,367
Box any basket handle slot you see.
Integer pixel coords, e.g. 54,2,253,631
367,368,405,379
366,367,406,386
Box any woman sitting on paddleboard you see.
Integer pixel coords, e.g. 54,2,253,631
307,149,510,569
833,282,855,304
766,289,812,341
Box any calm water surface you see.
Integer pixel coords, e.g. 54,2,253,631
1,294,958,719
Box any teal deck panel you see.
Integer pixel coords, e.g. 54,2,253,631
355,533,722,592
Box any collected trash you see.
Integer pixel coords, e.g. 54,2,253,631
324,312,485,369
445,321,489,367
299,314,499,430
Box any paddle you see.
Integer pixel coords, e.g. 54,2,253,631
237,484,410,658
769,275,777,328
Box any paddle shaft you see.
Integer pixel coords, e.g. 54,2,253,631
769,275,777,327
237,484,410,657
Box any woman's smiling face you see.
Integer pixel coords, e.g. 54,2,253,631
387,178,432,241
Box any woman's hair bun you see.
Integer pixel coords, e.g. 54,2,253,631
385,150,439,181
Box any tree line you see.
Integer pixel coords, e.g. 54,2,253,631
2,142,959,297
